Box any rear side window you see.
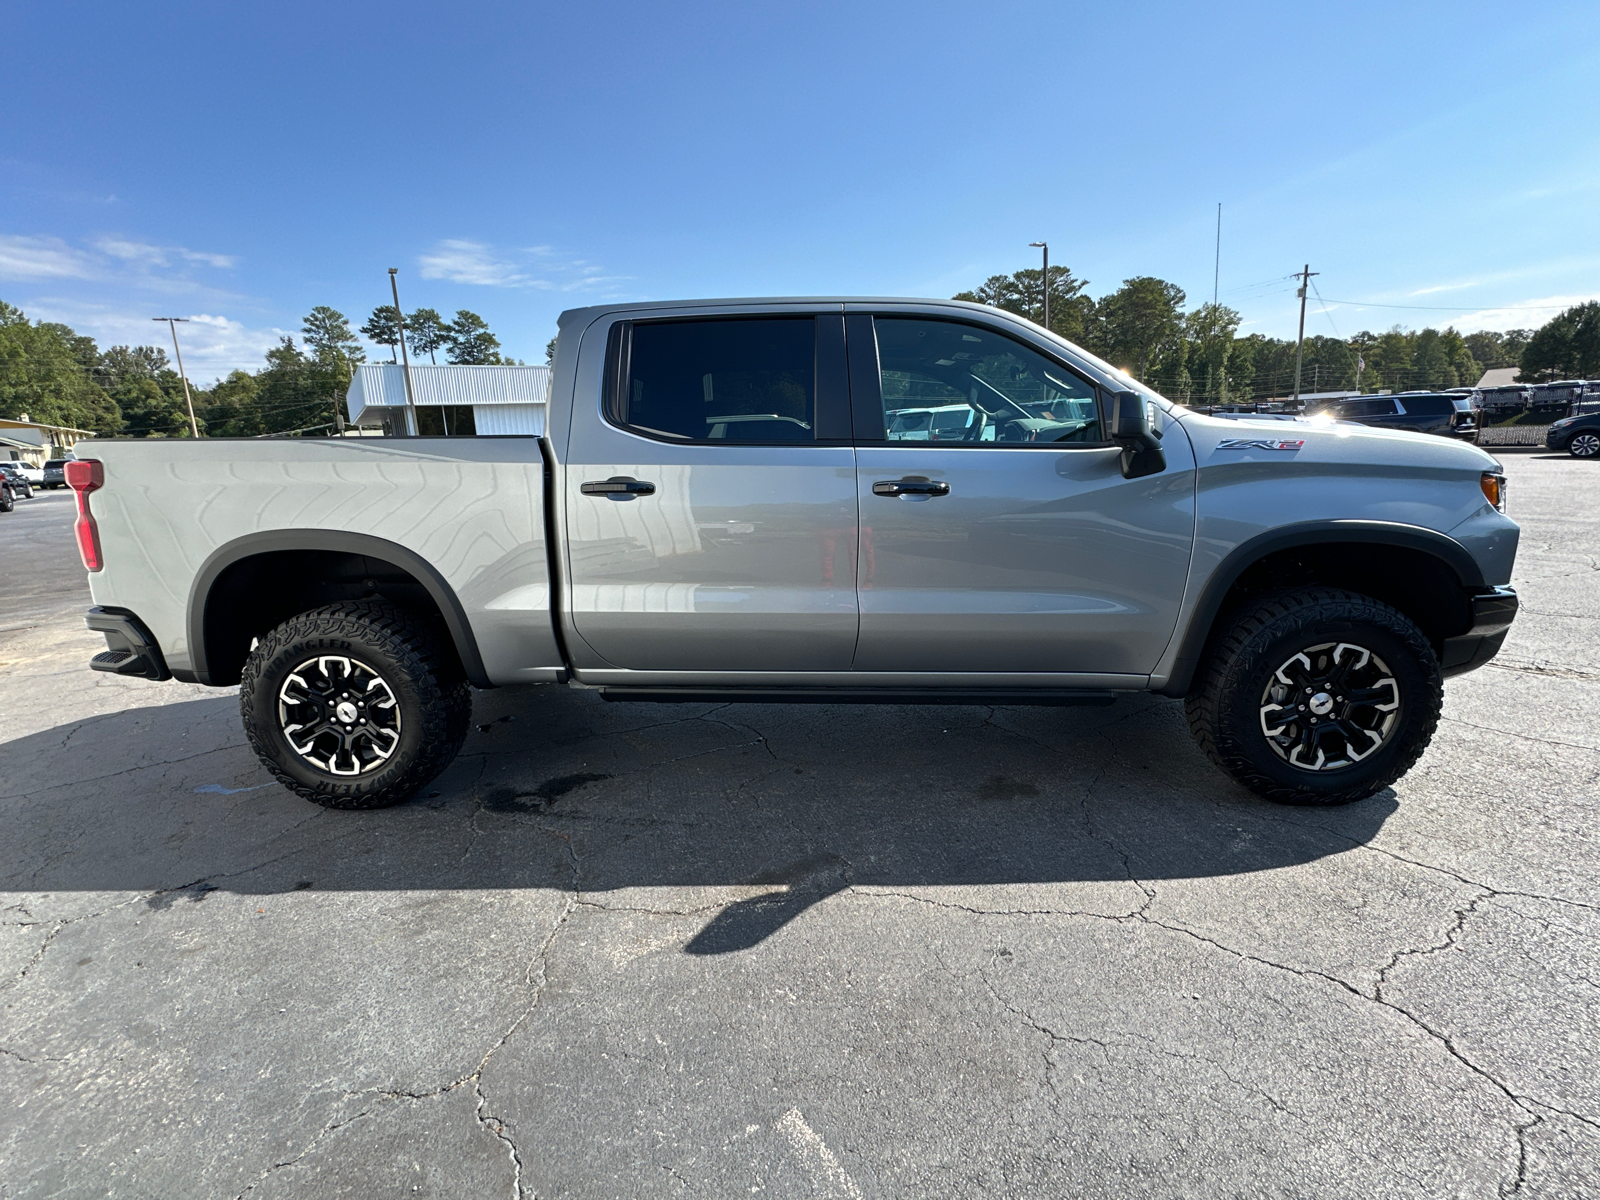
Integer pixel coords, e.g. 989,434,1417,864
1407,396,1453,415
612,318,815,443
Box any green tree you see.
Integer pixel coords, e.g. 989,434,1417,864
1519,302,1600,381
1410,329,1457,390
545,336,558,365
406,308,450,363
1366,328,1415,393
1185,303,1241,403
954,265,1094,343
114,375,204,438
0,301,123,432
446,310,503,364
360,305,402,362
201,370,267,437
1094,277,1187,381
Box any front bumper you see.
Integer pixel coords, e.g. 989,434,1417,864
1439,586,1518,678
86,607,171,681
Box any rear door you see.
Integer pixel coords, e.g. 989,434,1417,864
847,312,1196,676
563,311,860,672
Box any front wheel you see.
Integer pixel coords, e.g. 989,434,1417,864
240,600,472,809
1568,431,1600,459
1185,589,1442,806
0,487,12,513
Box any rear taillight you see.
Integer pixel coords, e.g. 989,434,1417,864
65,459,104,571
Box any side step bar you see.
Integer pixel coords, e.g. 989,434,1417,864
598,687,1118,707
86,607,171,681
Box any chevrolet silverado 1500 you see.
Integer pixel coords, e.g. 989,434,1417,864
71,297,1519,808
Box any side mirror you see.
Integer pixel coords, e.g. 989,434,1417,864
1109,390,1166,479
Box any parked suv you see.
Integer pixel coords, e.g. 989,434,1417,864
0,463,35,500
1546,411,1600,458
1315,393,1476,439
42,457,76,488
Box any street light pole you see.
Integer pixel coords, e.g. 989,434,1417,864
1029,242,1049,331
152,317,199,437
388,268,417,435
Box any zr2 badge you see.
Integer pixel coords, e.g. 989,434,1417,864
1218,438,1306,451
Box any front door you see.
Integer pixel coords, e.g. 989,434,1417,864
848,313,1196,676
563,312,860,672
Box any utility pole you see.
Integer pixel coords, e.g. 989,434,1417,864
1029,242,1049,331
1213,203,1221,307
389,268,417,435
1291,264,1319,409
152,317,199,437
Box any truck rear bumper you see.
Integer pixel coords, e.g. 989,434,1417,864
86,607,171,681
1440,586,1518,678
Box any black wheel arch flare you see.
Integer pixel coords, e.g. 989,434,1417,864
1157,520,1486,699
186,529,491,688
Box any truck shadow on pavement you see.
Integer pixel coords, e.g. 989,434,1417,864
0,685,1398,952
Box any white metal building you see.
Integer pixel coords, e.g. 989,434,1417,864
346,363,549,437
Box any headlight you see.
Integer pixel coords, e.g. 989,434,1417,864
1550,416,1576,428
1480,472,1508,513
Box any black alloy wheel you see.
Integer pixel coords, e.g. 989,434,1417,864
1186,588,1442,805
241,600,472,809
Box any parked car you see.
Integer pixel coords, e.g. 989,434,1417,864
42,457,76,488
3,461,44,486
1313,392,1476,439
1545,411,1600,458
71,296,1518,812
0,463,35,499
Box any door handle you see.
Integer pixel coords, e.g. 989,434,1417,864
872,477,950,497
581,476,656,499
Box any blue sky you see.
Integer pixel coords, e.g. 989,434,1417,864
5,1,1599,382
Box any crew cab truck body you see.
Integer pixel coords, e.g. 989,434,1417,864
73,297,1520,808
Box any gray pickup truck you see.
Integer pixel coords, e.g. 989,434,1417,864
72,298,1519,809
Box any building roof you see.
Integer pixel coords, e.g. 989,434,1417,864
0,416,99,437
346,363,550,419
1476,367,1521,388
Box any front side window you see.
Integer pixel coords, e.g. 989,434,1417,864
873,318,1103,445
614,318,815,443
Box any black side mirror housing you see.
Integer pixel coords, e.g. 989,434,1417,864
1109,390,1166,479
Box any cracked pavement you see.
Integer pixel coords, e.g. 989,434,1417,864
2,455,1597,1198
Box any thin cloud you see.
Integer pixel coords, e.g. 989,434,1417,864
0,235,97,281
0,233,237,291
95,237,236,270
417,239,630,293
22,298,291,382
1449,293,1600,332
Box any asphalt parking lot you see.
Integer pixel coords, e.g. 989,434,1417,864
2,454,1596,1199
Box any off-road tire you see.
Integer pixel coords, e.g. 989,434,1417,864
1185,588,1442,806
240,600,472,809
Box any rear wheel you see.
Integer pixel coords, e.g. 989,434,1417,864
0,486,12,513
240,600,472,809
1186,589,1442,805
1569,431,1600,459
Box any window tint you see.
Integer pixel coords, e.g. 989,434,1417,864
874,318,1102,445
619,318,815,443
1407,396,1453,415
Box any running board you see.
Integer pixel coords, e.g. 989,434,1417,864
596,687,1119,707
